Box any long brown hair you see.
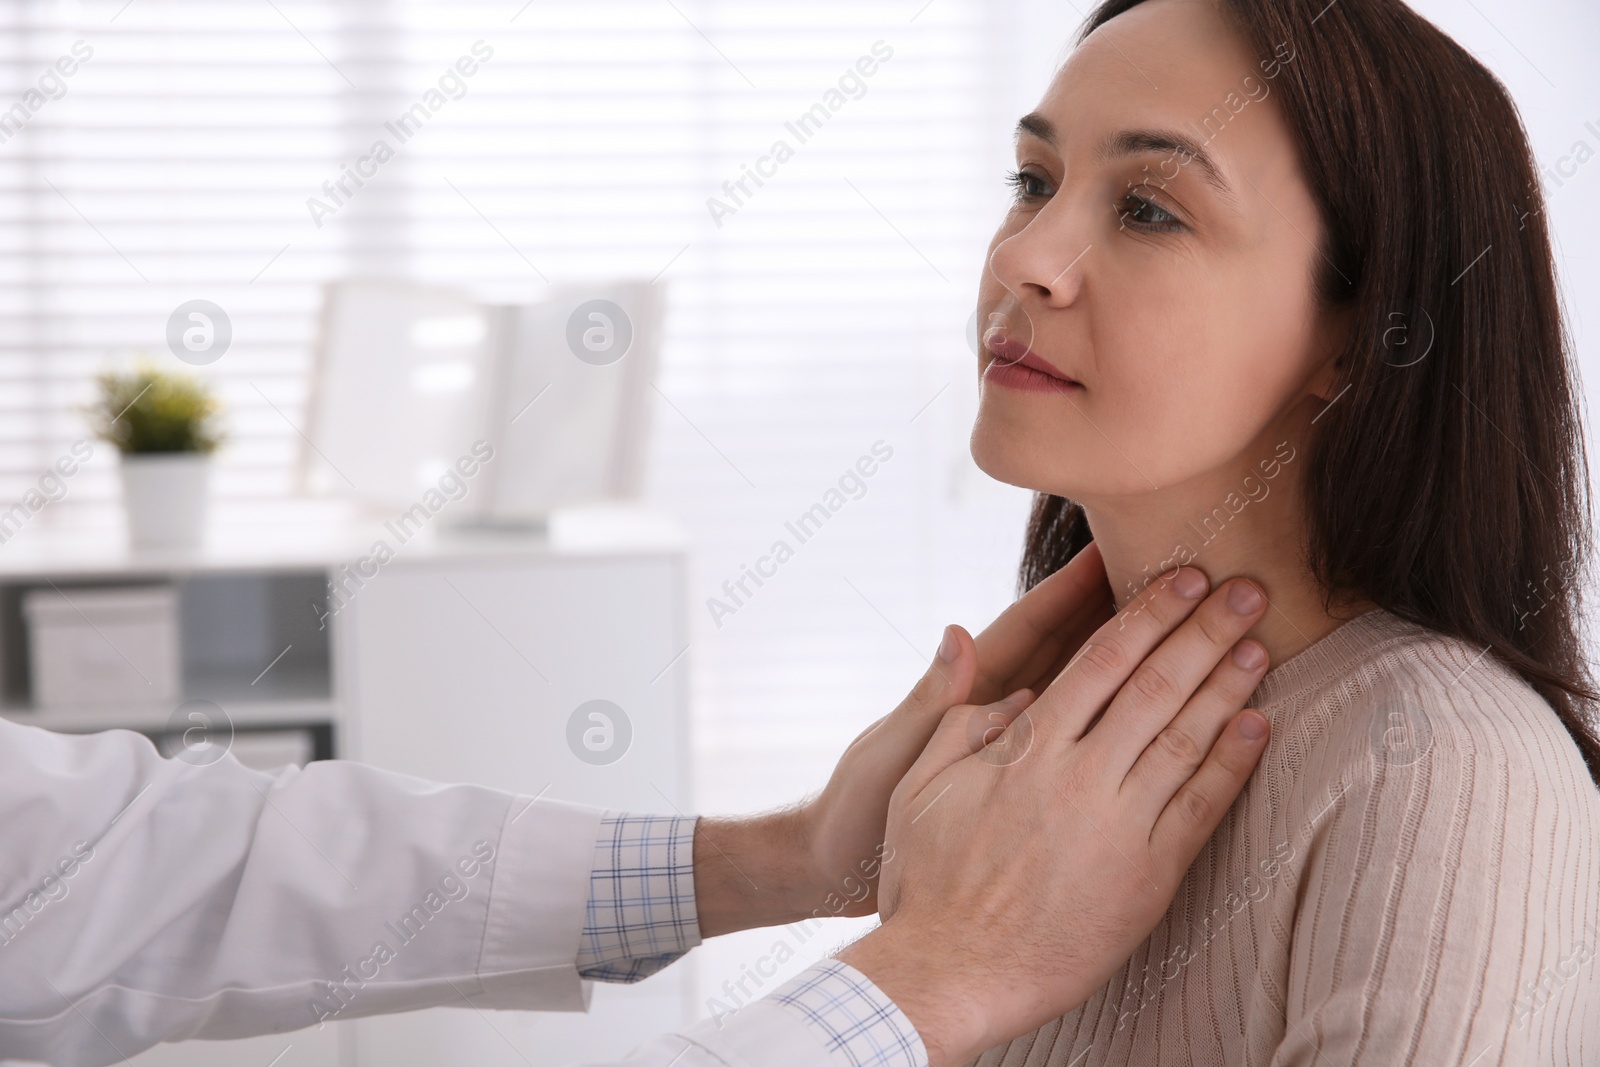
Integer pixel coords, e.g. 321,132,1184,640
1018,0,1600,784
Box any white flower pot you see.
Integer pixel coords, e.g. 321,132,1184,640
119,452,211,549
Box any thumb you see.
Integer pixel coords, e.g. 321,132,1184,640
855,624,977,760
838,624,979,793
902,689,1037,796
906,623,978,722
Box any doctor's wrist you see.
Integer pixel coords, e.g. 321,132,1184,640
692,810,816,938
835,922,992,1067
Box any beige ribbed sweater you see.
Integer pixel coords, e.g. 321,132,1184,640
975,607,1600,1066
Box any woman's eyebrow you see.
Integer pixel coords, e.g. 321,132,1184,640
1015,111,1238,205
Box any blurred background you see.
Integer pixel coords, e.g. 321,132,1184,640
0,0,1595,1064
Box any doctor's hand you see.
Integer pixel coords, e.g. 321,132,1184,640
836,566,1273,1067
692,542,1115,937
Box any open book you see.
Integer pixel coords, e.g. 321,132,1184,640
300,278,661,526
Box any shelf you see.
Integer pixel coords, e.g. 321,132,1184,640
182,665,332,705
0,570,336,710
1,697,338,736
0,500,686,579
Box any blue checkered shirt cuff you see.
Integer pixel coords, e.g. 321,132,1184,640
769,959,929,1067
576,812,702,982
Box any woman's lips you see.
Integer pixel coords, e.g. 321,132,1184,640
983,337,1084,395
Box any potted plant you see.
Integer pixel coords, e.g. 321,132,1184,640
87,361,224,549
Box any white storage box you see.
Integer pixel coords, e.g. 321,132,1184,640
23,586,181,708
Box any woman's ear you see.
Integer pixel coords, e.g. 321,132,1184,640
1308,352,1342,402
1307,303,1355,402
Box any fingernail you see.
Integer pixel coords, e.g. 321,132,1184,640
1173,567,1208,599
1238,710,1269,741
937,625,959,663
1231,640,1266,671
1228,580,1264,614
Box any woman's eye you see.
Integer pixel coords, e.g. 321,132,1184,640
1117,189,1184,232
1005,168,1052,202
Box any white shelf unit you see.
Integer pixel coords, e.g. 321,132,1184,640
0,565,340,764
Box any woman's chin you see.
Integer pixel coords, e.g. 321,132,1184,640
969,422,1062,495
969,421,1121,501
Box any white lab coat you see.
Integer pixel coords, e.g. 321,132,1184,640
0,718,885,1067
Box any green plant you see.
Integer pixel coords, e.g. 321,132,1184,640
87,360,225,455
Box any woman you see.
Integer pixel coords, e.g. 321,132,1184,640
948,0,1600,1061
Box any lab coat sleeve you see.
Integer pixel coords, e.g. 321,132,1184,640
585,961,929,1067
0,716,607,1065
483,816,934,1067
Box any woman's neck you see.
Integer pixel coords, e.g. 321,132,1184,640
1078,436,1375,672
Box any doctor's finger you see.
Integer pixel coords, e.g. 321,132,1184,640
1012,594,1117,697
1027,565,1211,745
1085,577,1268,774
1149,709,1270,865
970,540,1112,704
1118,637,1269,825
856,624,978,757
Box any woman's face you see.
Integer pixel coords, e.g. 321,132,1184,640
971,0,1342,500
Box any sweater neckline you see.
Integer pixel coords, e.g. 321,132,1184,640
1250,606,1404,709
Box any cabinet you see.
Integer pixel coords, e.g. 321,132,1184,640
0,504,692,1067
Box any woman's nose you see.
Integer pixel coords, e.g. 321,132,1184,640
988,209,1091,310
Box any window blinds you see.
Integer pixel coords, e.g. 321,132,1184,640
0,0,1046,810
